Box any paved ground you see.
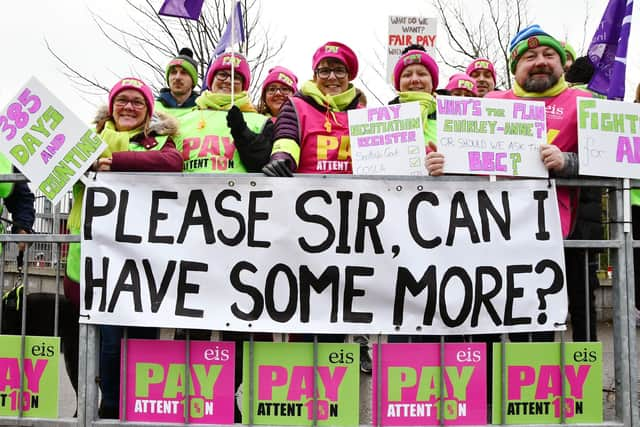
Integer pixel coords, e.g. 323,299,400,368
56,322,637,422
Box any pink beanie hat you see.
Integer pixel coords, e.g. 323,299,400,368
108,77,154,116
393,50,439,91
262,66,298,94
466,58,497,84
445,73,478,96
312,41,359,81
206,52,251,91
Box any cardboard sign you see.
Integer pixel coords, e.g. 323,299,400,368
492,342,602,424
122,339,235,423
349,102,426,175
0,336,59,418
242,342,359,426
372,343,486,425
578,98,640,178
436,96,548,177
80,174,567,335
0,77,106,204
387,16,437,84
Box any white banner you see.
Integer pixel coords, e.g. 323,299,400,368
0,77,106,205
349,102,426,176
80,174,567,335
387,16,437,84
578,97,640,178
437,96,548,178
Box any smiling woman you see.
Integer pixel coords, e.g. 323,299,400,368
263,41,364,177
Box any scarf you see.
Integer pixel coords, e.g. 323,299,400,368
195,90,257,112
513,75,568,98
300,81,357,112
398,91,437,132
67,121,141,231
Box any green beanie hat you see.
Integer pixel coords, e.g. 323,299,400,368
561,41,577,62
165,47,199,87
509,25,566,74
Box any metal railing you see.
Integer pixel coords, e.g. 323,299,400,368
0,174,637,427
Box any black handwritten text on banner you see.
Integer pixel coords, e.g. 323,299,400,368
80,174,566,335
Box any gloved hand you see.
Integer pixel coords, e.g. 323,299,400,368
226,105,247,132
262,158,293,177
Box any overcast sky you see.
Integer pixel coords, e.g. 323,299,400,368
1,0,638,123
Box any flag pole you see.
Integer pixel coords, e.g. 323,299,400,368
230,0,236,104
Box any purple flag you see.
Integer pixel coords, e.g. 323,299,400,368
213,1,245,56
587,0,634,99
201,1,245,89
158,0,205,21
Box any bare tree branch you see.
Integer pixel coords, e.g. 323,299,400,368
432,0,530,89
46,0,284,102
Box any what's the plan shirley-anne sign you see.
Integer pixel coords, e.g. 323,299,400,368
80,174,567,335
578,98,640,178
0,77,106,205
349,102,426,176
437,96,548,177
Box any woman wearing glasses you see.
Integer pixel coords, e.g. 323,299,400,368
224,66,298,162
63,77,182,418
262,41,364,176
176,52,270,173
257,66,298,117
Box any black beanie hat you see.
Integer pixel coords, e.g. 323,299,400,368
165,47,199,87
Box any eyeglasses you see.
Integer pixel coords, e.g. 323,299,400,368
113,97,147,110
315,67,348,79
214,71,232,81
266,86,293,95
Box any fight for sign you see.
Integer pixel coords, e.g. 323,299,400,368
577,98,640,178
0,77,106,205
0,336,59,418
123,339,235,423
372,343,486,425
492,342,602,424
242,342,359,426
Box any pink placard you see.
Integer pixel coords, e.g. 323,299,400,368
122,339,235,424
372,343,486,425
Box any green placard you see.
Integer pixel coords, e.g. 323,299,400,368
492,342,602,424
0,335,59,418
242,342,359,426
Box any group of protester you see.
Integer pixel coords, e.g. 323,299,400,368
7,22,619,419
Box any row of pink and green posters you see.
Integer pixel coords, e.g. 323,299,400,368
373,343,487,425
122,339,602,425
0,335,59,418
492,342,602,424
242,342,360,425
123,339,235,423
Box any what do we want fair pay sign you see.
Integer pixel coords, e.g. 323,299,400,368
80,173,567,335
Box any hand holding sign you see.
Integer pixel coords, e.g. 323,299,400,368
540,144,565,172
425,142,443,176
